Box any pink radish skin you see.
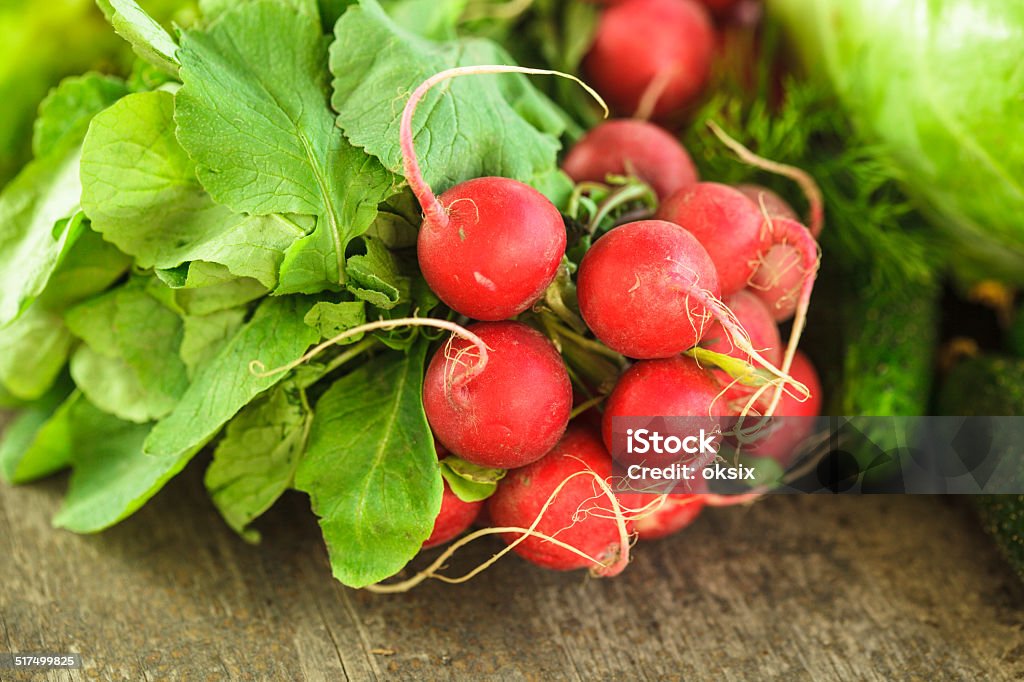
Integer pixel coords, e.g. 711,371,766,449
577,220,721,359
562,119,698,199
630,495,705,540
417,178,566,320
657,182,768,296
401,68,571,321
735,184,799,223
584,0,715,119
423,481,485,549
601,355,723,457
743,351,822,466
704,289,782,366
423,321,572,470
750,244,804,322
487,426,633,573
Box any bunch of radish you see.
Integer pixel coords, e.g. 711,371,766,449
371,0,824,583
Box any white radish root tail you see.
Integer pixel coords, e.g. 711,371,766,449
363,467,633,593
705,121,823,417
249,317,491,388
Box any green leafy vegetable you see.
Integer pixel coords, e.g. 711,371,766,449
440,456,503,502
330,0,566,193
33,73,129,159
81,91,306,288
205,382,312,542
770,0,1024,283
176,1,397,290
144,295,319,459
97,0,181,76
0,307,74,401
296,341,441,588
0,384,75,484
53,399,197,533
66,283,189,423
0,147,84,326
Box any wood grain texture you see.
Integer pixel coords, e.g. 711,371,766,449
2,457,1023,681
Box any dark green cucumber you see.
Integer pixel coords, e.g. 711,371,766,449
939,356,1024,582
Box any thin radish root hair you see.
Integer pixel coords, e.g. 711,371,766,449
249,317,491,390
363,466,632,593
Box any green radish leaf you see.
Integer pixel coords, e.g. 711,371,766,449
144,295,320,458
37,229,133,312
97,0,181,76
303,301,366,342
153,262,268,316
33,73,129,159
0,306,74,401
296,341,441,588
330,0,567,194
0,146,84,327
199,0,322,23
66,282,189,423
81,91,307,289
53,400,198,533
176,1,397,290
345,236,407,309
205,383,312,543
440,456,502,502
0,383,76,484
386,0,466,40
180,308,248,379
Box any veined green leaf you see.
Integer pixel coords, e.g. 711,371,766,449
0,383,76,484
176,1,397,290
0,306,74,401
144,295,320,458
33,73,129,159
205,382,312,542
97,0,181,76
81,91,306,289
0,146,83,327
53,399,198,533
296,341,441,588
330,0,566,193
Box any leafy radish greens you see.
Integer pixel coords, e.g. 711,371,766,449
0,0,574,588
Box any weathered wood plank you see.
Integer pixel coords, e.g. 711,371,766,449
1,459,1022,681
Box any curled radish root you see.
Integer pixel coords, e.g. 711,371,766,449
704,122,824,417
249,317,490,385
363,467,633,593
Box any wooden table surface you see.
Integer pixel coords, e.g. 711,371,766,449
2,458,1023,681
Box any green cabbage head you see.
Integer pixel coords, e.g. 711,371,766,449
770,0,1024,282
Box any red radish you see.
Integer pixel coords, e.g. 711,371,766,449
561,119,698,199
740,351,821,466
657,182,768,296
487,426,632,574
735,187,813,322
423,481,484,549
703,289,782,366
749,243,804,322
576,219,721,359
584,0,715,119
735,184,799,223
697,0,742,16
601,355,723,457
629,495,705,539
401,67,585,321
423,321,572,469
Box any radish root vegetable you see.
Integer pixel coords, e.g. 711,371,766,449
363,467,633,593
704,122,824,417
249,317,490,384
401,66,607,320
706,121,824,237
